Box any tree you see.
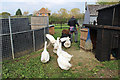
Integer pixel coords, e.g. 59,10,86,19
96,0,120,5
70,8,81,19
23,11,29,16
0,12,11,18
57,8,69,28
58,8,68,18
49,13,60,24
15,9,22,16
49,8,84,27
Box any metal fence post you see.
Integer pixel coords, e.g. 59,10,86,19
33,30,36,52
47,16,49,34
44,27,46,42
43,16,46,42
8,16,14,59
0,17,2,79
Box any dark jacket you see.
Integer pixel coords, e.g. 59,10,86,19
68,18,79,27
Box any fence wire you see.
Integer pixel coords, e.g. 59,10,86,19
0,16,49,60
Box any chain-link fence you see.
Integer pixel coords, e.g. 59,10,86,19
0,16,49,60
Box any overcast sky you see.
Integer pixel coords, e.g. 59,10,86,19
0,0,98,15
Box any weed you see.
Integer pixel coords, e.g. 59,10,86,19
78,62,82,66
102,60,120,70
91,67,99,74
100,73,104,76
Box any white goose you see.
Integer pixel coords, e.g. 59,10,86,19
41,41,50,63
46,34,56,44
60,37,71,48
57,54,72,70
64,37,71,48
60,37,69,42
53,37,60,53
57,41,73,62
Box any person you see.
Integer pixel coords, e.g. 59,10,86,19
68,16,80,43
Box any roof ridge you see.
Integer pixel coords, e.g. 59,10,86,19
37,8,50,13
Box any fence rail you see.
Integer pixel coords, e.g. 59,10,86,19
0,16,49,60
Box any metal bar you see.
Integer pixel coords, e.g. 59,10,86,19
30,24,47,26
32,30,36,52
8,16,14,59
12,30,32,34
112,7,116,26
0,27,47,36
0,30,32,36
44,27,46,42
44,17,46,42
0,17,2,74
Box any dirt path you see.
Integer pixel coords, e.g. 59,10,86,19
47,43,118,78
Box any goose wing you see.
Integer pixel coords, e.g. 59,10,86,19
46,34,56,44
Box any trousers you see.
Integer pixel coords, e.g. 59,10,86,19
69,30,78,42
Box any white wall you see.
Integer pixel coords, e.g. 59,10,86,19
90,16,97,24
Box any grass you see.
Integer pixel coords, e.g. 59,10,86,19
2,27,120,79
52,24,69,29
101,60,120,70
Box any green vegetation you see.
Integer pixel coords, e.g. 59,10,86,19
2,49,80,78
78,62,82,66
101,60,120,70
49,8,84,27
0,12,11,18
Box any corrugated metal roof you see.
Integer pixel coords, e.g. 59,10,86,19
87,5,111,16
97,3,120,11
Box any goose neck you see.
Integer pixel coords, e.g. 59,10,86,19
44,41,47,51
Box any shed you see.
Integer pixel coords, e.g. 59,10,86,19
31,16,49,29
84,4,120,61
97,4,120,26
84,24,120,61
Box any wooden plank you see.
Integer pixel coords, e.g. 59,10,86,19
83,24,120,30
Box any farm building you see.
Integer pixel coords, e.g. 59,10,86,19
36,8,50,16
31,16,49,29
84,4,120,61
83,4,110,25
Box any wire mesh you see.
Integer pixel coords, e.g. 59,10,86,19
2,35,12,60
13,31,33,58
1,16,49,60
